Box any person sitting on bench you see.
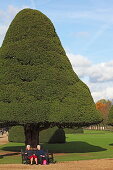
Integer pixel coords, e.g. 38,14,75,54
36,145,48,165
25,145,38,165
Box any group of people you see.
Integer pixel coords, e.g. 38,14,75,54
25,144,48,165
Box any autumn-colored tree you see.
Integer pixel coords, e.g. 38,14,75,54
96,99,112,124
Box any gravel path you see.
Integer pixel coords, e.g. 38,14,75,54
0,134,8,145
0,159,113,170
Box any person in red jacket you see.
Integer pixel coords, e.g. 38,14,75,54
25,145,38,165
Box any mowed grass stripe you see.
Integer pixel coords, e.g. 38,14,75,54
0,130,113,163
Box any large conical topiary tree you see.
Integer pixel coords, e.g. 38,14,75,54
0,8,102,147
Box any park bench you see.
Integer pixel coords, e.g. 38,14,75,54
21,149,55,164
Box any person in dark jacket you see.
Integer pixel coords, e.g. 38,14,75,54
36,145,48,165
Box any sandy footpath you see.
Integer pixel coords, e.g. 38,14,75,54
0,134,8,145
0,159,113,170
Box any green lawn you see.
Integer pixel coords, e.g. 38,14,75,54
1,130,113,163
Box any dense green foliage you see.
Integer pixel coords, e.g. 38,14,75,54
8,126,66,143
108,105,113,125
0,8,101,127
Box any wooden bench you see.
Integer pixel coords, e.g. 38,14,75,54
21,149,55,164
46,150,55,164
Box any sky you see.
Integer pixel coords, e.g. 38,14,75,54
0,0,113,102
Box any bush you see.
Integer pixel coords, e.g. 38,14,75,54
64,128,84,134
8,126,66,143
8,126,25,143
40,127,66,143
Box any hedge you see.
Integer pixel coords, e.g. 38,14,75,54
8,126,66,143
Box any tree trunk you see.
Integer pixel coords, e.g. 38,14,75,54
24,124,39,148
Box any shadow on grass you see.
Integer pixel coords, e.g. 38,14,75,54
1,141,107,153
1,145,25,152
0,152,20,159
109,143,113,146
43,141,107,153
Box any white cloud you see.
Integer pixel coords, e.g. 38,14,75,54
0,25,8,45
67,52,91,78
88,62,113,82
67,52,113,83
67,52,113,102
67,53,91,67
0,25,8,36
92,87,113,102
7,5,20,17
6,5,29,19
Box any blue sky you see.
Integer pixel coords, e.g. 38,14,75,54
0,0,113,102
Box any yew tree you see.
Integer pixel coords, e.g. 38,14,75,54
0,9,102,147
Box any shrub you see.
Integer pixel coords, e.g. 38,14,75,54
8,126,66,143
8,126,25,143
40,127,66,143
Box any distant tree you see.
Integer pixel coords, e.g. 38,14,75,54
108,105,113,125
0,9,102,147
96,99,112,124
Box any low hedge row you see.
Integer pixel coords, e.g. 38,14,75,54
8,126,66,143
